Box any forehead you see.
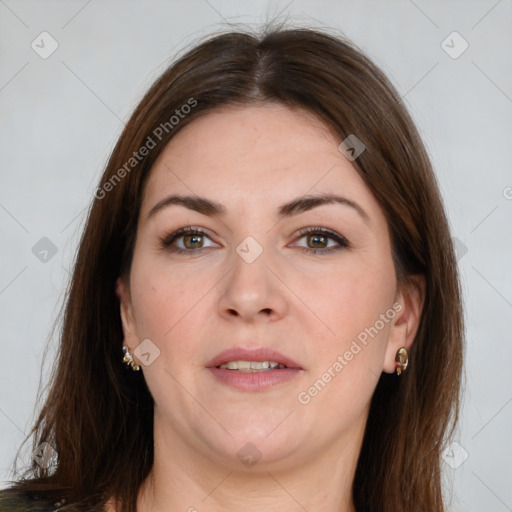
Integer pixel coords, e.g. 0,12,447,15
140,104,380,222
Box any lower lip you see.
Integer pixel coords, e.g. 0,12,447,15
207,367,303,391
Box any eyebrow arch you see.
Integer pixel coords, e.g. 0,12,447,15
146,193,370,224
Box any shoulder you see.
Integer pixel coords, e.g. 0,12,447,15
0,488,67,511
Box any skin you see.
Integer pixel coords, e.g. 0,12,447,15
114,103,425,512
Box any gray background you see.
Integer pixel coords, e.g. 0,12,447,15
1,1,511,511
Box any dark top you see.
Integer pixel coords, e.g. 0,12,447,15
0,488,74,511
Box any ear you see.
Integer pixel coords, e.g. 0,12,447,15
383,274,426,374
115,276,139,350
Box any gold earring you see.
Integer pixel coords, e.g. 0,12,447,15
122,345,141,371
395,347,408,376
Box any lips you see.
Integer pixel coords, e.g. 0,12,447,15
205,347,303,370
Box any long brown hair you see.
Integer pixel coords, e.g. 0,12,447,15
5,22,464,512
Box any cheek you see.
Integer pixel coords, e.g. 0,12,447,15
296,249,396,406
129,254,220,366
298,269,394,426
304,256,396,342
130,266,201,338
308,254,395,405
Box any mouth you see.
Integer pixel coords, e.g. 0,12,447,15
205,347,303,371
205,347,303,391
216,360,289,372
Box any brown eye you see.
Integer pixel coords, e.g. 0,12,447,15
182,234,204,249
160,227,218,254
307,234,328,249
293,227,350,255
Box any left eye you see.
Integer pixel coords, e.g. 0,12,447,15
292,227,349,254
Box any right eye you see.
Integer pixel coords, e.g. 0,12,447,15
159,227,219,254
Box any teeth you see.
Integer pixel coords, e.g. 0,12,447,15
218,360,286,371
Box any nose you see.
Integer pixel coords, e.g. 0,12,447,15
217,242,289,323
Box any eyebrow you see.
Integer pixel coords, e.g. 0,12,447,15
146,193,370,224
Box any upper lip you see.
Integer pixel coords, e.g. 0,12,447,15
206,347,303,369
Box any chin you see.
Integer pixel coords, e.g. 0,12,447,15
214,437,303,473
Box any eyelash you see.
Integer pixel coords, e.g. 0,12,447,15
159,226,350,256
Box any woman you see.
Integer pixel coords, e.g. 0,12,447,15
1,23,464,512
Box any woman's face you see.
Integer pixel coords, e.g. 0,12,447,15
117,103,421,471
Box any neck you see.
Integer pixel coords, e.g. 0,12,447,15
135,415,365,512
